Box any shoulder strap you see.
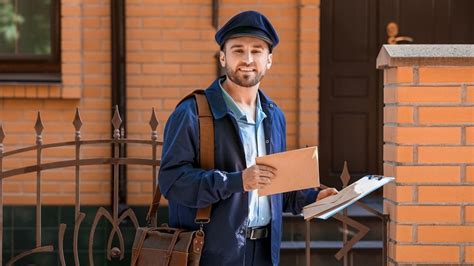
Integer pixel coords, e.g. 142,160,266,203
146,90,213,225
193,91,213,223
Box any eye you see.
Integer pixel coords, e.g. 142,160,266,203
233,49,244,54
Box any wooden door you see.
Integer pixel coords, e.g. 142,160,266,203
320,0,379,188
320,0,474,188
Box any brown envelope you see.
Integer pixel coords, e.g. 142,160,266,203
256,146,320,196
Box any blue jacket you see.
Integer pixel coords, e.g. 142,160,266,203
159,77,318,265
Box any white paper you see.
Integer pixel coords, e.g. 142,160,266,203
303,175,394,220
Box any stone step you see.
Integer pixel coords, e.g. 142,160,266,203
282,198,385,242
282,215,384,241
280,241,384,266
281,240,383,250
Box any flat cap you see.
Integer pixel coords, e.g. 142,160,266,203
215,10,279,51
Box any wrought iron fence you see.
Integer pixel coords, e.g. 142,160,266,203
0,107,161,265
0,107,387,265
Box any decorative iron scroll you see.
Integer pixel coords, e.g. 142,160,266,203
309,162,389,266
0,107,161,265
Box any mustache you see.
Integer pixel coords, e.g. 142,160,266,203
236,63,256,68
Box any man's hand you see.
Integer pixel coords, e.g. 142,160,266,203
242,164,277,191
316,187,338,201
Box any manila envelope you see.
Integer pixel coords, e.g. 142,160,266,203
256,146,320,196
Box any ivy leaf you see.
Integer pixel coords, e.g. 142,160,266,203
4,25,19,42
0,3,23,43
13,14,24,24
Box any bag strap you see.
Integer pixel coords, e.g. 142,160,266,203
146,90,213,225
163,228,184,265
193,91,213,224
131,227,152,266
131,227,185,266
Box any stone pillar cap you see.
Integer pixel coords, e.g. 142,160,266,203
376,44,474,69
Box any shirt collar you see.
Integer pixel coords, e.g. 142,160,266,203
204,75,276,121
219,78,267,123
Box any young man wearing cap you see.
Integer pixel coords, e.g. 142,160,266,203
158,10,337,266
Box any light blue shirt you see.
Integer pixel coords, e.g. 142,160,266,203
220,81,271,228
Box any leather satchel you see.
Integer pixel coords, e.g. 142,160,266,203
131,90,214,266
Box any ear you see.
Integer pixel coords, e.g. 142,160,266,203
219,51,226,68
266,53,273,70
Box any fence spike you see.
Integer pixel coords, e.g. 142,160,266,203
0,123,5,143
340,161,351,189
73,108,83,131
34,112,44,136
149,108,159,141
149,108,159,131
111,105,122,131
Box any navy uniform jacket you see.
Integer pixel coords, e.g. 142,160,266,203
158,77,318,265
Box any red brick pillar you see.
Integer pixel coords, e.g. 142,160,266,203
377,45,474,265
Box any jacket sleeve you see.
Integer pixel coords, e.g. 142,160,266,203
158,98,244,209
283,189,319,215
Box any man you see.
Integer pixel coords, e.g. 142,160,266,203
158,10,338,266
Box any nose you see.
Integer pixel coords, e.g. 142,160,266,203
242,51,254,64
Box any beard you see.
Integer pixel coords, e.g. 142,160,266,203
225,64,266,88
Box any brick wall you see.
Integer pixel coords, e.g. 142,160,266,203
0,0,112,205
377,45,474,265
125,0,322,204
125,0,218,204
0,0,322,206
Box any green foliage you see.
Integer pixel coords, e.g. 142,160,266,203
0,0,52,55
0,1,24,43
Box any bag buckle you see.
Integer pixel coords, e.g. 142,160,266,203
195,218,209,235
194,218,210,225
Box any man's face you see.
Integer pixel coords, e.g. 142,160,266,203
220,36,272,88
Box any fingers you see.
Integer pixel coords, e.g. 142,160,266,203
326,188,338,196
316,187,339,201
255,164,277,180
257,176,272,186
257,164,277,173
242,164,277,191
258,169,276,180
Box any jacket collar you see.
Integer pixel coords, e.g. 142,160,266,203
205,76,277,120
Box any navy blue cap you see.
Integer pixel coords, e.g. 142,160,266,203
215,10,279,51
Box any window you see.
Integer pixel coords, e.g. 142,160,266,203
0,0,60,82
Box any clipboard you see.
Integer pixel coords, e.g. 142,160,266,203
256,146,320,196
303,175,394,220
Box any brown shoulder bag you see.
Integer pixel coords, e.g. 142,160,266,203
131,90,214,266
